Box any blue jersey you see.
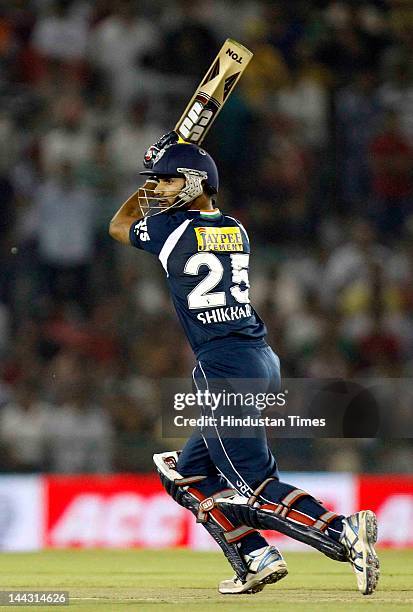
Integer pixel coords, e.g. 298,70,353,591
129,209,266,356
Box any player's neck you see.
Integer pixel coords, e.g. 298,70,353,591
188,194,215,212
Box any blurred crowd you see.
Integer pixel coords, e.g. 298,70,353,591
0,0,412,474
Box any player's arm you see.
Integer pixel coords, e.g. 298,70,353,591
108,188,143,245
109,179,158,244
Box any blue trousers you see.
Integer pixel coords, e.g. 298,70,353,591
177,339,281,497
176,339,344,553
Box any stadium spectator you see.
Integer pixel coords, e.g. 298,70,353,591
46,351,113,472
0,379,51,472
368,110,413,238
240,18,288,109
378,61,413,144
107,98,162,190
33,160,97,313
321,218,391,309
357,309,403,375
87,1,159,106
155,1,218,78
77,133,120,281
302,322,350,378
335,69,382,208
275,66,328,149
40,95,93,175
31,0,89,63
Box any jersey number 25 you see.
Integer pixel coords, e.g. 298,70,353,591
184,252,250,309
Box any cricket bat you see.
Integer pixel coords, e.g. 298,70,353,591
174,38,253,145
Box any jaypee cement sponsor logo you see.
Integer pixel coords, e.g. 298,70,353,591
195,226,244,252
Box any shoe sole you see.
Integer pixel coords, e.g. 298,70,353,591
219,564,288,595
359,510,380,595
248,565,289,594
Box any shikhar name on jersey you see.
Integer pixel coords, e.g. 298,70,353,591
129,209,266,356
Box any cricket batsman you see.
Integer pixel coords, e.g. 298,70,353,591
109,134,380,595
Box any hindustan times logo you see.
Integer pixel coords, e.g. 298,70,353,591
173,390,288,412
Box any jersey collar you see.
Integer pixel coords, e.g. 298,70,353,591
188,208,222,219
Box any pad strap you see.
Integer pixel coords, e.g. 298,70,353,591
249,481,339,533
313,511,340,531
191,488,256,542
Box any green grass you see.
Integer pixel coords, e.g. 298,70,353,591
0,549,411,611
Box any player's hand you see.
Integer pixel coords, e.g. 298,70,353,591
143,131,179,169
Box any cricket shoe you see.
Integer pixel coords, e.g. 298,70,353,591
218,545,288,595
340,510,380,595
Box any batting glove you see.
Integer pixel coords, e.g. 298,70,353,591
143,131,179,169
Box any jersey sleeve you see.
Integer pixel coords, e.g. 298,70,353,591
225,215,250,254
237,221,250,253
129,214,181,256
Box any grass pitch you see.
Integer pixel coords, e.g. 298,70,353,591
0,549,411,611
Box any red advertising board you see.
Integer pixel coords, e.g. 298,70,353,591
44,472,357,550
0,473,411,551
358,475,413,548
45,474,189,548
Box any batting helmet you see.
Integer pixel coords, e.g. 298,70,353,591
141,143,218,190
138,143,219,217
